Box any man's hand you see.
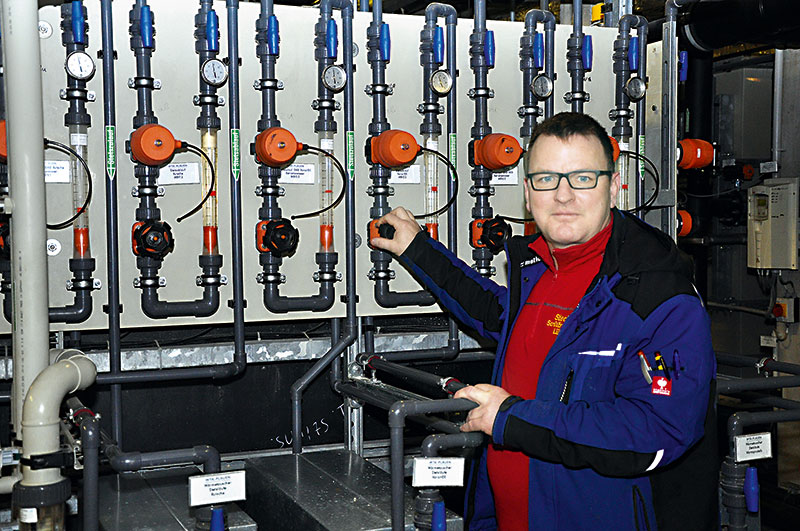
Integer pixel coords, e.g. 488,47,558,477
454,384,512,436
370,207,422,256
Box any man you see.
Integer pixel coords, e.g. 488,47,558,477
372,112,717,530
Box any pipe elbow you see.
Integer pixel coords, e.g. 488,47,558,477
80,416,101,450
110,451,141,472
425,3,457,25
389,400,411,428
22,351,97,428
421,434,445,457
728,411,749,439
193,445,221,473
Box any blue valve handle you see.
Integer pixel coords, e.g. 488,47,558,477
679,50,689,82
267,15,280,56
140,5,153,49
433,26,444,65
582,34,593,72
533,32,544,70
326,19,338,59
72,1,85,45
210,507,225,531
431,501,446,531
379,23,391,62
207,10,219,52
629,36,639,72
485,30,495,68
744,467,759,513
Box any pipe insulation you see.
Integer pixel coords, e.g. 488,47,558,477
2,0,51,437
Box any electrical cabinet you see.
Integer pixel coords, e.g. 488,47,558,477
747,178,798,270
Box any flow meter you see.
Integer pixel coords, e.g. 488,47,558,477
531,74,553,101
65,51,95,81
201,58,228,87
322,64,347,93
429,69,453,96
624,76,647,102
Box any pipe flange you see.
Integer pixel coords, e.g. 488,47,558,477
133,277,166,289
196,274,228,287
131,185,164,198
416,102,445,115
472,264,496,277
193,94,225,107
364,83,394,96
253,78,284,91
756,357,772,374
366,185,395,197
254,185,285,198
564,91,591,103
127,76,160,90
608,108,633,121
468,185,495,197
517,105,543,118
440,376,461,394
367,268,395,281
468,87,495,100
59,87,90,102
255,272,285,285
311,99,341,111
65,278,95,292
13,478,71,508
313,271,342,283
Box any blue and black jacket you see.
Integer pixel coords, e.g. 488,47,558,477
400,209,718,530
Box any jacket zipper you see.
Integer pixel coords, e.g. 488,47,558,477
559,369,574,404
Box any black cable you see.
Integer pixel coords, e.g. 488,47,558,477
177,142,216,223
291,145,346,221
44,139,93,230
620,150,660,214
412,148,458,220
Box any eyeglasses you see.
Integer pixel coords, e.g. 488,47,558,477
526,170,613,191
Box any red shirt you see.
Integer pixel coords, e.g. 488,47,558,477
487,219,613,530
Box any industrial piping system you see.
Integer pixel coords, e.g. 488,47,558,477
565,0,591,113
519,7,556,142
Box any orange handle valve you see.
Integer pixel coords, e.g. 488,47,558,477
255,127,301,167
473,134,522,170
0,120,7,163
131,220,175,259
130,124,180,166
608,136,620,163
479,216,512,255
367,219,396,248
369,130,421,168
677,209,693,237
678,138,714,170
470,218,490,249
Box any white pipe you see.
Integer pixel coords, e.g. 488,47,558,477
772,49,784,176
0,472,20,494
1,0,51,436
20,351,96,487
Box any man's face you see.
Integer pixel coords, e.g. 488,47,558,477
524,134,620,250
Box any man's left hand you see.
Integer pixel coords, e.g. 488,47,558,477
454,384,512,436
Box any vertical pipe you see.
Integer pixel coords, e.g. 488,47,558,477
2,0,51,437
390,425,405,531
567,0,585,113
100,0,123,445
80,416,100,531
772,49,784,176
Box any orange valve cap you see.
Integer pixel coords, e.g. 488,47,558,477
678,138,714,170
0,120,7,163
255,127,299,167
370,130,420,168
608,136,620,163
677,209,693,237
474,134,522,170
130,124,178,166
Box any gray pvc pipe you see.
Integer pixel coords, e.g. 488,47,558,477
421,432,485,457
568,0,585,113
718,375,800,394
106,445,221,474
79,415,100,531
2,0,51,438
716,352,800,376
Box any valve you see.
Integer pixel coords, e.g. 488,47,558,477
485,30,495,68
255,127,301,167
472,134,522,170
608,136,620,163
256,218,299,257
368,220,395,247
677,209,693,237
533,32,544,70
582,34,593,72
678,138,714,170
478,216,511,255
368,130,420,168
130,124,180,166
0,120,7,163
0,222,10,260
469,218,489,249
132,220,175,259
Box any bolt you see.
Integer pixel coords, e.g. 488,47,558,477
278,142,286,148
505,147,513,153
401,144,409,150
154,139,162,147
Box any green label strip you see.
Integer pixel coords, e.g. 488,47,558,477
231,128,241,181
346,131,355,181
105,125,116,180
448,133,457,178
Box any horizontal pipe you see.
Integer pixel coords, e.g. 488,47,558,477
95,362,238,385
141,285,219,319
707,302,766,317
738,392,800,410
377,340,460,362
264,281,334,313
421,432,485,458
105,444,220,474
336,379,432,411
375,280,436,308
363,356,465,394
716,353,800,375
718,375,800,394
728,408,800,441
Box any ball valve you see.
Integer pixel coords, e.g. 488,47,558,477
478,216,512,255
131,220,175,259
256,218,300,257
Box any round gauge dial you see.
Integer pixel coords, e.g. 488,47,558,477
625,76,647,102
65,51,95,81
531,74,553,100
429,69,453,96
201,58,228,87
322,64,347,93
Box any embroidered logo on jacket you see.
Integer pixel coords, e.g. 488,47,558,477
651,376,672,396
519,256,542,268
546,313,567,335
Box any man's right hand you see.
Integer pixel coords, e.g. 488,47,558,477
370,207,422,256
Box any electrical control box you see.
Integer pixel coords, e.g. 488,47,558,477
774,297,798,323
747,178,799,270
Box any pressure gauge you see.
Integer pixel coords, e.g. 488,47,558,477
429,69,453,96
65,51,95,81
531,74,553,101
201,58,228,87
322,64,347,93
624,76,647,102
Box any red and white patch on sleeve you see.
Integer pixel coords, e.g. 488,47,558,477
651,376,672,396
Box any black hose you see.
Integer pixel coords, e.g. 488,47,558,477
412,148,458,220
291,145,347,220
620,150,660,213
176,142,216,223
44,139,93,230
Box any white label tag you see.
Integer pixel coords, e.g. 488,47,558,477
19,508,38,523
188,470,246,507
70,133,88,146
158,162,200,185
734,432,772,462
760,335,778,348
45,160,71,183
490,166,519,185
320,138,335,151
278,163,316,184
389,165,421,184
426,139,439,151
412,457,465,487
